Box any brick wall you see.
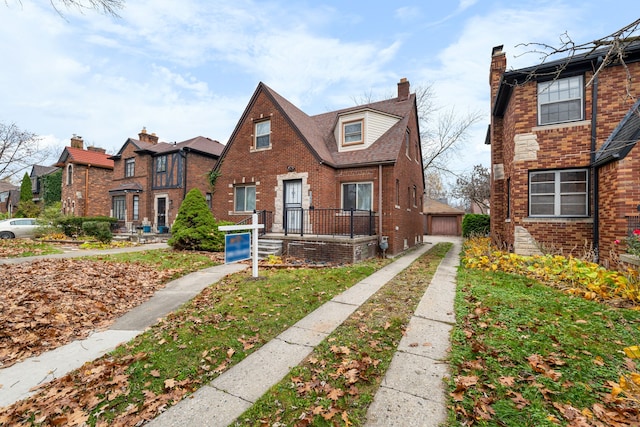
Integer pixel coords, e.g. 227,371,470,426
60,163,113,217
211,87,425,257
490,47,640,264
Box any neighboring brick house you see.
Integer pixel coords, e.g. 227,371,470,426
211,78,425,262
489,43,640,266
55,135,114,217
29,165,59,205
0,181,18,215
108,129,224,232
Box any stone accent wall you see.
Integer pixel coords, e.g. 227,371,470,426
513,226,542,256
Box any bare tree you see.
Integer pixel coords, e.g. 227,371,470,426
0,122,51,182
424,170,447,200
515,18,640,98
450,164,490,214
421,107,483,175
5,0,124,17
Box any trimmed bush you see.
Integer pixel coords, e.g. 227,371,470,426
169,188,232,251
462,213,490,238
60,216,118,237
82,221,113,243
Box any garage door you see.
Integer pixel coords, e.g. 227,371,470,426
431,216,459,235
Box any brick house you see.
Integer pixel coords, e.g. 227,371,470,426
489,43,640,266
0,181,18,215
55,135,114,217
30,165,59,205
108,129,224,232
211,78,425,262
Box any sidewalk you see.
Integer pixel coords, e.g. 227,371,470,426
150,236,461,427
0,237,461,426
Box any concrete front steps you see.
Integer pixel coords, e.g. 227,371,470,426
257,239,283,259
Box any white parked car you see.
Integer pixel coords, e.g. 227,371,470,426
0,218,38,239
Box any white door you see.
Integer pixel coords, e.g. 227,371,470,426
284,179,302,233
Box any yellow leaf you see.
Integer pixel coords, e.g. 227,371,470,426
631,372,640,386
624,346,640,359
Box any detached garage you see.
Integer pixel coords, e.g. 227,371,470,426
424,199,464,236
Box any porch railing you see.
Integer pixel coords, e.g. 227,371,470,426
627,215,640,236
235,209,377,238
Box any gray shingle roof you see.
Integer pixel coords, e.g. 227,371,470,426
594,98,640,166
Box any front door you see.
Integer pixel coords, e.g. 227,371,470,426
157,197,167,228
284,179,302,233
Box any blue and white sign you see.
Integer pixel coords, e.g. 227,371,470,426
224,232,251,264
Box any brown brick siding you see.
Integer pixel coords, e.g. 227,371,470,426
490,50,640,265
61,164,113,217
211,88,425,257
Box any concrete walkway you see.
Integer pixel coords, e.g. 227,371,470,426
0,237,461,426
150,236,460,427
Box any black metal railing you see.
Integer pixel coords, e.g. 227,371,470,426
283,208,376,238
235,209,377,238
628,215,640,236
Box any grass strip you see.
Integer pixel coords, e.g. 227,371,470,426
86,248,224,280
0,257,389,426
447,267,640,426
233,242,452,426
0,239,63,258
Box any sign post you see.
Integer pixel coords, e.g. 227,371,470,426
218,213,264,278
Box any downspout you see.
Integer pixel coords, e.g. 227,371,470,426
591,56,603,263
181,149,188,201
378,164,383,237
85,165,90,216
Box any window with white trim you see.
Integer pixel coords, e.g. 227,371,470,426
156,155,167,173
234,185,256,212
529,169,588,217
342,182,372,211
342,120,363,146
255,120,271,149
537,76,583,125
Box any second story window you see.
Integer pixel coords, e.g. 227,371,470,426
343,120,363,146
125,158,135,177
156,155,167,173
538,75,583,126
255,120,271,149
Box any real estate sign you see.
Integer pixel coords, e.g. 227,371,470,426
224,232,251,264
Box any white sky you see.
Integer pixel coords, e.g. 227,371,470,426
0,0,636,182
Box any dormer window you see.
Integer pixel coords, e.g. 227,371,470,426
255,120,271,149
343,120,363,146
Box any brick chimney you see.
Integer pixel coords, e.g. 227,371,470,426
87,146,106,154
397,78,410,101
138,127,159,144
490,45,506,102
70,134,83,149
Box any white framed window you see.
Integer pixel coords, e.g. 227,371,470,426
529,169,588,217
125,158,135,177
405,129,411,158
234,185,256,212
206,192,212,210
538,76,583,125
342,120,363,145
342,182,372,211
255,120,271,149
156,155,167,173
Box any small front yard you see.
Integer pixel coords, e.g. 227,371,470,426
449,239,640,426
0,238,63,258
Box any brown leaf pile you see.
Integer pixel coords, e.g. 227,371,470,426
0,259,175,367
